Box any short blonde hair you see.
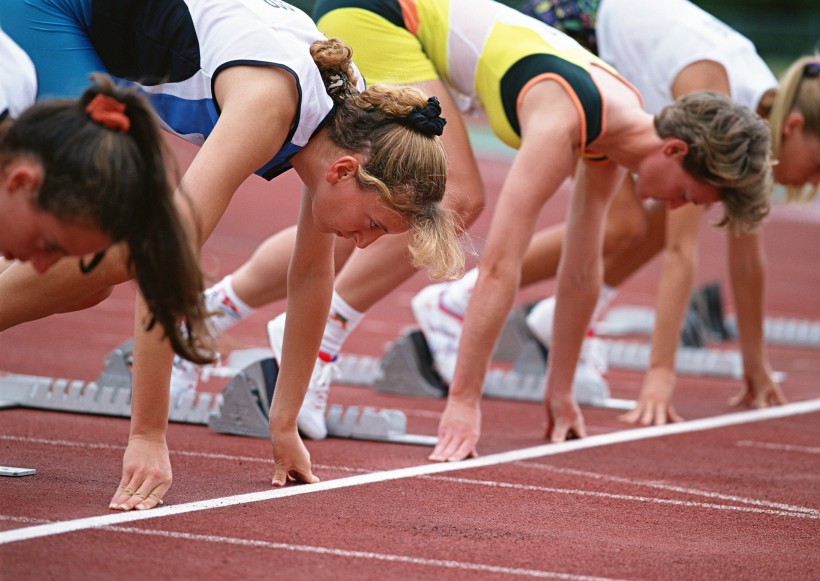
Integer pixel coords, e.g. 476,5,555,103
656,91,773,233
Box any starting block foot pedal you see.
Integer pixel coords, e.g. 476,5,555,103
326,405,437,446
371,330,448,398
493,305,537,362
209,357,437,444
208,358,278,439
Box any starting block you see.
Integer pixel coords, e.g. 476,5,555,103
208,356,436,446
597,282,820,348
371,330,448,398
0,370,222,425
370,328,633,410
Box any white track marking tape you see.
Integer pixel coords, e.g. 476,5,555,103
0,516,622,581
2,398,818,545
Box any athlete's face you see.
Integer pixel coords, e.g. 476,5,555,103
775,112,820,187
0,160,110,273
634,138,722,209
312,156,409,249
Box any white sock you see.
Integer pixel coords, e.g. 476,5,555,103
205,275,255,335
320,290,365,358
440,267,479,317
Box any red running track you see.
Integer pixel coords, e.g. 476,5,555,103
1,132,819,580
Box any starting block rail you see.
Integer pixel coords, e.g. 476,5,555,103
0,372,221,425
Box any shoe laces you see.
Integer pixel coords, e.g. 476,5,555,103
305,359,339,411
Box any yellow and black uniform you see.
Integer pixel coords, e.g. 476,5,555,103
314,0,639,156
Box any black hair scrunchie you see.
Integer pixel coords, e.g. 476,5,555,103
405,96,447,136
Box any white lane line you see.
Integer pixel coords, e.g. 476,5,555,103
737,440,820,455
2,398,818,545
107,526,624,581
0,515,620,580
422,476,819,520
514,464,819,515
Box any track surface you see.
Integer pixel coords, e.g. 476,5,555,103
2,131,819,580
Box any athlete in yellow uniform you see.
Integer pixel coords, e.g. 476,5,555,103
186,0,772,463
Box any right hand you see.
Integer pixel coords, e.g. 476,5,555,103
109,435,172,511
545,394,586,442
270,426,320,487
619,366,684,426
429,396,480,462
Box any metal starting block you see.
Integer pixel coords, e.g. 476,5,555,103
371,330,448,398
0,371,221,424
369,329,633,410
208,356,436,446
596,282,820,348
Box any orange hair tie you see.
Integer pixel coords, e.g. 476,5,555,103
85,93,131,132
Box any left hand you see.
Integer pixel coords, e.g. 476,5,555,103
428,396,480,462
729,370,787,409
545,394,586,442
619,366,684,426
270,427,320,487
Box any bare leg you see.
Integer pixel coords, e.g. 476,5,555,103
520,174,648,289
230,225,355,308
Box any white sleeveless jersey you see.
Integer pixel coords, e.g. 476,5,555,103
597,0,777,114
0,27,36,119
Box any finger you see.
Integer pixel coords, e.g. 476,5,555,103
109,476,142,510
549,418,570,443
639,404,655,426
668,407,685,423
429,431,455,462
287,467,320,485
618,408,639,425
652,403,667,426
448,437,478,462
769,386,787,406
272,465,289,487
121,478,170,512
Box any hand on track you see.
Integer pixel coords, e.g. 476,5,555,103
545,395,586,442
729,371,787,409
429,397,479,462
619,367,683,426
271,427,320,487
109,436,171,511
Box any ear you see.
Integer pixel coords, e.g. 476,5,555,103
4,159,43,200
325,156,360,184
782,111,805,138
661,138,689,159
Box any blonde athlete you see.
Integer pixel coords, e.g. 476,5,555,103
177,0,772,465
0,0,461,508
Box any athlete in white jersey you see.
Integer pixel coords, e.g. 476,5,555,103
0,28,36,121
0,0,462,509
597,0,777,115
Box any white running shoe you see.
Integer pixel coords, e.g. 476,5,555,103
169,356,199,402
525,296,556,348
573,335,610,399
527,296,610,397
266,313,336,440
411,282,464,385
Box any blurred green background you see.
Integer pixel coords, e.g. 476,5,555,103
289,0,819,73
